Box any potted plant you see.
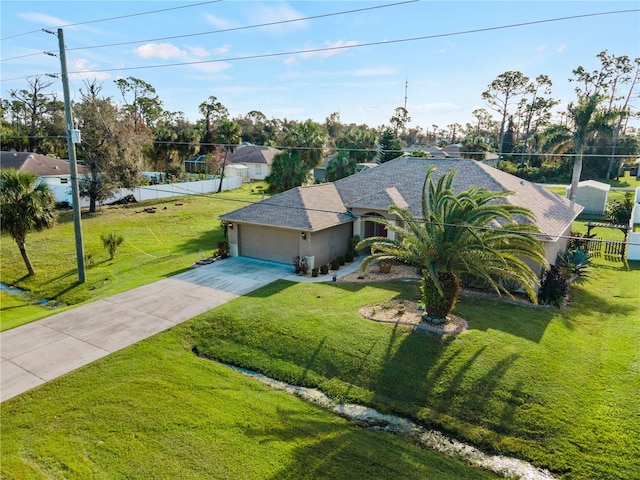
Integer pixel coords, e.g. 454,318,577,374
378,259,392,273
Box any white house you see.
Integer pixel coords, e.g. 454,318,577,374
227,144,281,181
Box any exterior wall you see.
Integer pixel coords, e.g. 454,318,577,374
568,185,608,215
49,176,242,207
245,163,270,180
39,175,71,186
300,222,353,267
228,222,352,267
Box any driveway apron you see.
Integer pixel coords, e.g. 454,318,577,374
0,257,291,402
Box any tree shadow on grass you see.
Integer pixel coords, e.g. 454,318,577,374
242,405,495,480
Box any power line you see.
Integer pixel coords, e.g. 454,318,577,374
2,1,417,63
0,1,223,41
102,184,640,247
2,8,638,82
67,9,640,77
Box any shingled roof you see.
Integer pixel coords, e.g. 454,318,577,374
220,182,352,231
221,157,583,240
0,151,78,177
227,145,281,165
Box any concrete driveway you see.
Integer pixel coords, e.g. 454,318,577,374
0,257,293,402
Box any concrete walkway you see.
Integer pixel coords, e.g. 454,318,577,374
1,257,363,402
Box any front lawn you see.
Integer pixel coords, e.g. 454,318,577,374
0,185,267,331
0,326,496,480
189,257,640,480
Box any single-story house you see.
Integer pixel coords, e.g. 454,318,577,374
567,180,610,216
405,144,448,158
220,157,583,274
0,151,85,186
227,144,281,181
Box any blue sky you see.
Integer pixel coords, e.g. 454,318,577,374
1,1,638,132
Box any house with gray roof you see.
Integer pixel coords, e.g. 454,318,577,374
227,144,281,180
0,151,85,185
220,157,583,272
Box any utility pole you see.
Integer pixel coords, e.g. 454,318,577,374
57,28,86,283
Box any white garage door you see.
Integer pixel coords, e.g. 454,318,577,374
239,224,299,264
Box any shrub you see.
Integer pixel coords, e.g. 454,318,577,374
344,251,354,263
101,232,124,260
606,192,633,225
311,267,319,277
293,256,308,274
337,255,345,266
556,248,591,282
320,264,329,275
330,259,340,270
538,265,569,306
216,241,230,259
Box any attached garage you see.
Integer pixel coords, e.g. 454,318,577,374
238,224,299,264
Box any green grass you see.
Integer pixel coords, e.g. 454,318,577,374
188,257,640,480
0,184,267,331
0,326,496,480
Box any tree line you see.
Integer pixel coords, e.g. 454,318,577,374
1,50,638,203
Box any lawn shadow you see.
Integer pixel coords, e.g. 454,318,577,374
242,404,493,480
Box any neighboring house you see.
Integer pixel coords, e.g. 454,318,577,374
227,144,281,181
0,151,84,186
220,157,583,273
443,144,462,157
567,180,610,217
313,154,333,183
405,144,449,158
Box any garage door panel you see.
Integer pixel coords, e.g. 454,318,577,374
239,225,298,264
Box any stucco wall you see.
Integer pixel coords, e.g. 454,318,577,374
300,223,353,267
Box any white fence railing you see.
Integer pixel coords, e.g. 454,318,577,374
50,177,242,208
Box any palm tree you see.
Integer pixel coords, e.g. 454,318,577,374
356,166,547,319
0,169,57,275
541,94,616,201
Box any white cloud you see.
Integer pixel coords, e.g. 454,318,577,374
212,44,231,55
18,12,68,26
245,3,308,35
134,43,188,60
68,58,110,81
204,14,238,29
558,44,567,53
284,56,298,66
537,45,545,52
188,46,211,58
299,40,359,59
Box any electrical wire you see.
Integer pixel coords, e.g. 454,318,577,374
2,0,418,62
0,1,223,41
94,182,640,247
2,8,638,81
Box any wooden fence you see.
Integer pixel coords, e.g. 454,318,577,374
583,238,626,260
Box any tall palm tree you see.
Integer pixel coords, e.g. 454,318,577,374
0,169,57,275
541,94,616,201
356,166,547,319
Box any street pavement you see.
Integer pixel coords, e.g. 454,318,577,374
0,257,298,402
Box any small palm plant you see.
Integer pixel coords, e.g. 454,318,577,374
101,231,124,260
